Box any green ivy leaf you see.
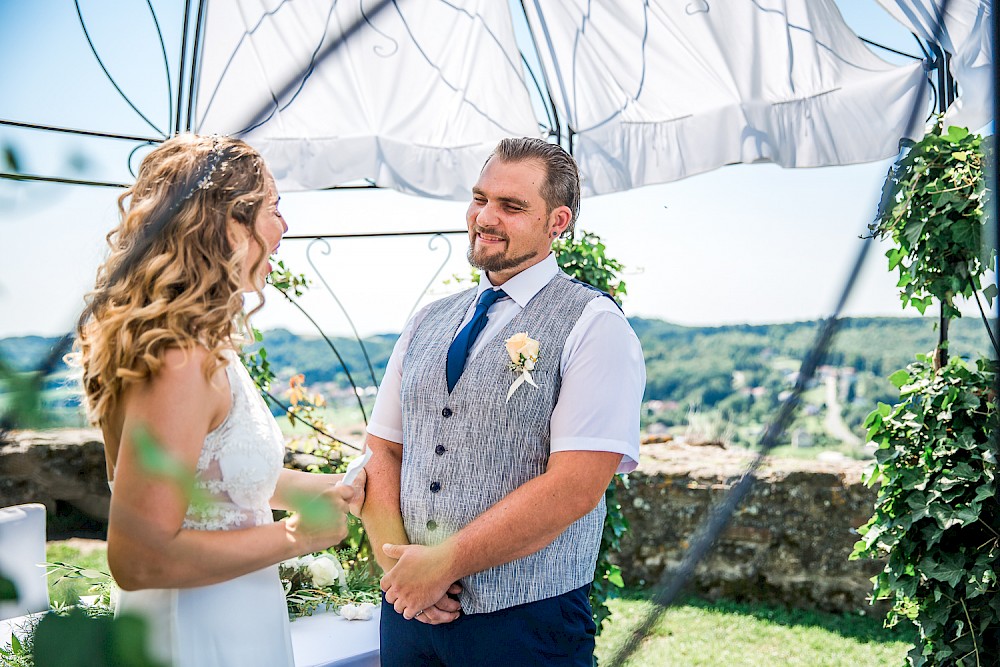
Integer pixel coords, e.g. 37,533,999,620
920,552,966,587
889,369,911,388
929,502,981,530
984,283,998,306
945,126,970,142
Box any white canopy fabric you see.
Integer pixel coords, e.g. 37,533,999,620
523,0,930,195
194,0,935,199
194,0,540,198
876,0,993,131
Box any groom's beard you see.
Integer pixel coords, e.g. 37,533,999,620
467,236,538,274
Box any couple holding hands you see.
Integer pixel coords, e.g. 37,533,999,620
76,134,644,666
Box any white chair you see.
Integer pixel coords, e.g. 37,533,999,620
0,503,49,620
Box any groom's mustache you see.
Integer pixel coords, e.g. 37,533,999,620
472,227,509,242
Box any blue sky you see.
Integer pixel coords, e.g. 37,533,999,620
0,1,988,338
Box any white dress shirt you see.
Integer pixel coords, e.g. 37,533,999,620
368,253,645,473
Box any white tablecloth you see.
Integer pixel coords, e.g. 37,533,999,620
1,608,382,667
290,607,381,667
0,612,35,649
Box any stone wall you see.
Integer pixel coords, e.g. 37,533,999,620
1,429,111,525
613,442,883,614
1,431,884,613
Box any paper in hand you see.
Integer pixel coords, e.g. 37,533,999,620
341,448,373,486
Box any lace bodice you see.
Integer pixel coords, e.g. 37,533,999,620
182,349,285,531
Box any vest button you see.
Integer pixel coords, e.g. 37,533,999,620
435,445,446,455
427,520,438,531
442,407,453,418
430,481,441,493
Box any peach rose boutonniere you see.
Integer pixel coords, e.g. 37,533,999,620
504,332,540,402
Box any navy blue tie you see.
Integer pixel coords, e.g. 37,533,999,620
446,288,507,393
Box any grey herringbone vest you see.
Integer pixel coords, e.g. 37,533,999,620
400,271,606,614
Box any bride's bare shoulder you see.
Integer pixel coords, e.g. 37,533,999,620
124,345,232,426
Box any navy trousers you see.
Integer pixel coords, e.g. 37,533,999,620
380,584,596,667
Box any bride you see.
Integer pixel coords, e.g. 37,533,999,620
73,134,362,666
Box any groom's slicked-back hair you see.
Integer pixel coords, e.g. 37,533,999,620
486,137,581,237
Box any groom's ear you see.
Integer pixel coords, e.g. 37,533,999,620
548,205,572,238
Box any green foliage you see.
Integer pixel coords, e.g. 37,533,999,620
868,125,994,318
553,230,627,303
592,476,630,632
250,261,375,568
853,125,999,665
852,355,1000,664
32,609,165,667
279,549,381,619
243,259,310,394
0,356,47,430
0,561,149,667
553,231,630,633
0,574,16,603
44,545,109,607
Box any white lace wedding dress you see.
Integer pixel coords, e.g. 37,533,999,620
114,349,295,666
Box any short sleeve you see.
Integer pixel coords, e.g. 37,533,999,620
367,306,431,444
549,300,645,473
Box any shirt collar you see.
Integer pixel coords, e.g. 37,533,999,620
477,253,558,308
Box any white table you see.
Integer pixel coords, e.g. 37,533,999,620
290,607,381,667
0,612,35,650
1,608,382,667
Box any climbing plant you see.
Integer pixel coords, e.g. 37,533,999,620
852,124,998,665
554,230,630,634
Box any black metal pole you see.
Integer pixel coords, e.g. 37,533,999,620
184,0,207,132
0,119,162,144
174,0,192,135
992,0,999,447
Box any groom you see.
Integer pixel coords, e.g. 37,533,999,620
362,137,645,666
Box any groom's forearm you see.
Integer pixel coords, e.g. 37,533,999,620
360,433,410,572
440,450,622,581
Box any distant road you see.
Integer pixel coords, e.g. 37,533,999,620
824,375,861,447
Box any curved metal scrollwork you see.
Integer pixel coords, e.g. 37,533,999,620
127,141,157,179
288,232,462,429
405,233,453,324
306,238,380,390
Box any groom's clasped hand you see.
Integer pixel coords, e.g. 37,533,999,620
380,542,463,624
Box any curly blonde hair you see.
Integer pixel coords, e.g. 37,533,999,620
75,134,271,426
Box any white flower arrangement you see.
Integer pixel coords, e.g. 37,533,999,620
504,332,540,402
278,552,379,620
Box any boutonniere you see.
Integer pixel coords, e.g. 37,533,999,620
504,332,540,402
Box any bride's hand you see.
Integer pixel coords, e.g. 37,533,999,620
346,468,366,516
286,484,353,552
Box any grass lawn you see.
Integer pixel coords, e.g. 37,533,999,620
43,541,914,665
595,595,914,667
45,541,109,607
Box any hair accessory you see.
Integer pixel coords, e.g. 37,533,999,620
184,136,227,201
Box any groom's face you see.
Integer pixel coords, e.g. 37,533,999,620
466,158,561,283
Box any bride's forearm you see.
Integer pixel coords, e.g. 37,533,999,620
108,481,354,591
270,468,343,511
108,518,312,591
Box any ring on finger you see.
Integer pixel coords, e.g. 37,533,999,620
415,609,425,617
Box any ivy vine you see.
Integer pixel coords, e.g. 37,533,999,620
553,230,630,633
852,124,998,665
868,125,993,319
